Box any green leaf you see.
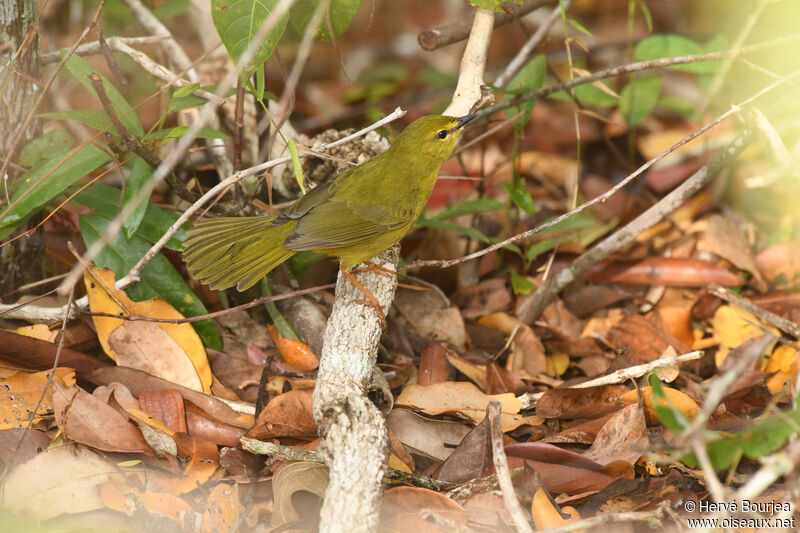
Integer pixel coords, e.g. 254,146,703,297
416,218,492,244
289,0,363,41
525,237,559,262
122,158,152,241
501,181,536,215
635,34,719,74
18,130,74,167
511,272,536,295
145,126,228,140
167,94,208,114
38,110,115,132
430,198,505,221
573,82,618,107
61,51,144,137
173,83,202,98
568,18,592,37
287,140,305,194
211,0,289,77
0,145,110,240
79,213,220,349
648,373,688,432
70,183,188,251
504,54,547,128
659,95,695,118
620,75,662,128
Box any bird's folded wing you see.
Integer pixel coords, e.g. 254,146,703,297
283,199,411,250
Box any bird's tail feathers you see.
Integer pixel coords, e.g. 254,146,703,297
183,216,296,291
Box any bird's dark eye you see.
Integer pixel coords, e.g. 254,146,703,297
437,130,448,139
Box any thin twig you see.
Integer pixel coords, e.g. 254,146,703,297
418,0,554,51
39,36,167,64
517,350,704,409
494,0,574,88
488,402,533,533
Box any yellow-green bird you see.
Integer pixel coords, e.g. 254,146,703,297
183,113,476,291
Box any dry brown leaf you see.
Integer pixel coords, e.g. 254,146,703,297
419,342,450,385
478,312,546,376
266,324,319,371
755,241,800,286
84,266,211,392
201,483,240,533
444,348,487,390
0,368,75,430
1,444,115,521
531,488,585,532
386,409,471,461
619,386,700,424
271,461,328,527
583,403,648,465
536,385,629,419
148,433,219,494
432,414,491,484
382,486,467,531
701,215,763,286
246,389,317,440
394,287,467,351
396,381,542,432
139,389,187,433
100,480,194,523
53,382,151,454
711,305,778,367
109,321,203,391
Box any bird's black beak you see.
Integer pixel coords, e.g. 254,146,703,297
456,113,478,129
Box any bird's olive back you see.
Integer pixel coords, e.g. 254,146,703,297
391,115,462,162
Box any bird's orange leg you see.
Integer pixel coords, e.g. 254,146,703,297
342,270,387,328
350,260,396,278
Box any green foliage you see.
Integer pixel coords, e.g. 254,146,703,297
635,34,720,74
511,271,536,295
620,75,662,128
37,110,114,133
504,54,547,128
501,181,536,215
70,183,189,251
18,130,74,167
121,158,152,241
648,373,689,432
79,214,220,349
288,140,306,194
289,0,362,41
429,198,505,221
61,52,143,137
144,126,228,140
211,0,289,78
0,142,110,240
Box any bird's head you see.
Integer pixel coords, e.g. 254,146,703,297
392,113,477,162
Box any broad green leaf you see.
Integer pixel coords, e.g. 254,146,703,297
505,54,547,128
145,126,228,140
61,51,144,136
511,272,536,295
288,140,305,194
430,198,504,221
573,82,618,107
167,94,208,114
122,158,152,241
79,213,220,349
635,34,719,74
501,181,536,215
659,95,695,118
18,130,74,167
416,218,492,244
620,75,662,128
70,183,188,251
289,0,362,41
211,0,289,77
0,145,110,240
38,110,114,132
